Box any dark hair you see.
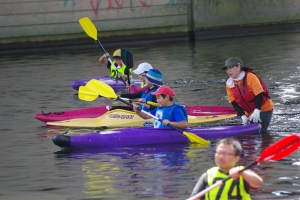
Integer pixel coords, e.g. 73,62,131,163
160,94,173,101
241,66,254,72
216,138,242,156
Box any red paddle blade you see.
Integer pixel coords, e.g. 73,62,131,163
257,134,300,162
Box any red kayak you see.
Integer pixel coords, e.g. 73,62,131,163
34,105,236,123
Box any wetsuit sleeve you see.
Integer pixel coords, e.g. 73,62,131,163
173,107,187,122
119,91,143,99
106,62,111,69
190,172,208,199
254,92,263,110
231,101,246,116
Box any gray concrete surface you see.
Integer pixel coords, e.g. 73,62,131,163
0,0,299,52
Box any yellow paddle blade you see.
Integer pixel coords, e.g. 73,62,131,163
78,86,99,101
79,17,97,40
86,79,118,99
183,131,210,146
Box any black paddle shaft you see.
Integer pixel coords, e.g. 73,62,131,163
118,97,133,107
95,40,127,86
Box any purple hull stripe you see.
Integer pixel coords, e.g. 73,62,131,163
71,75,142,91
59,124,261,148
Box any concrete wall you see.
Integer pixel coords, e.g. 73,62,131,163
193,0,300,38
0,0,188,52
1,0,300,52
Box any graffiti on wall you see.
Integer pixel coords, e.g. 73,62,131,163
63,0,182,18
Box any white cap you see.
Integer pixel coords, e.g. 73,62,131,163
133,62,153,75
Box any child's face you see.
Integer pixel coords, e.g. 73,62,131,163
138,73,147,82
145,78,153,87
115,58,123,66
156,95,169,107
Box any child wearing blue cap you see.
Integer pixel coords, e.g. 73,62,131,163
119,68,163,112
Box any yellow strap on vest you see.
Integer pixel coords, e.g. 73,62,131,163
205,166,251,200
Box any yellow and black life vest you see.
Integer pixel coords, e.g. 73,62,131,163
205,166,251,200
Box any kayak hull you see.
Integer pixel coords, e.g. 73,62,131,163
35,105,237,123
46,109,237,128
52,124,261,148
71,75,142,91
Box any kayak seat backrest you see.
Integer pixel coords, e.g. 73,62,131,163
109,106,134,112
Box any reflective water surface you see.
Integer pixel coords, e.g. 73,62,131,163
0,32,300,199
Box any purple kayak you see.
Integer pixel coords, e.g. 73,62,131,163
71,75,142,91
52,124,261,148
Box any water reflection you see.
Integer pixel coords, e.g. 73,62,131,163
1,32,300,199
54,143,209,199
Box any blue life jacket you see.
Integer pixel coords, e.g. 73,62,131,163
154,104,188,128
140,87,158,112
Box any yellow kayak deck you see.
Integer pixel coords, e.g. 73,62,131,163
47,109,236,128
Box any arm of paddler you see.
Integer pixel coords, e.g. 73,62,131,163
132,102,152,119
231,101,245,116
229,167,263,189
99,53,109,65
164,107,188,129
190,172,207,199
253,92,263,110
231,101,249,125
164,119,188,129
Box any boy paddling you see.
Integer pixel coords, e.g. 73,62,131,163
133,86,188,129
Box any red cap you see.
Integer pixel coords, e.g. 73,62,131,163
151,86,175,97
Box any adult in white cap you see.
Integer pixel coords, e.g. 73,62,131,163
222,57,274,134
130,62,153,92
120,68,163,112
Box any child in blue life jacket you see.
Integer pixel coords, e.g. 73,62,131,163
133,86,188,129
190,138,263,200
120,68,163,112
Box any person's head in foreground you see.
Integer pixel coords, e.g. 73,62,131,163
215,138,242,171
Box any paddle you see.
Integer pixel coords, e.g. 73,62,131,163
81,79,210,145
121,48,134,86
78,86,99,101
187,133,300,200
138,108,210,145
78,85,158,106
78,17,127,85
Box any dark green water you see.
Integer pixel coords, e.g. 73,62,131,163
0,32,300,199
